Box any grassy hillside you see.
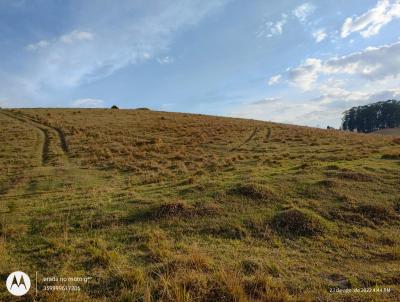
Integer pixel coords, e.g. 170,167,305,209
0,108,399,302
373,128,400,136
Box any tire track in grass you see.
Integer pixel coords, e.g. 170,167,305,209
14,111,70,155
265,127,272,142
231,127,259,151
1,110,69,166
0,111,48,165
0,111,45,198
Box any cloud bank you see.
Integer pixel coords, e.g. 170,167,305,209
341,0,400,38
244,40,400,128
283,41,400,90
71,98,105,108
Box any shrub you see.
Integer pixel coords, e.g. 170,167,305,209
111,105,119,109
271,208,329,237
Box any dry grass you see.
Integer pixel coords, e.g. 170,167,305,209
0,108,399,301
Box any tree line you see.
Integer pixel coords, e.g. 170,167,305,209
341,100,400,133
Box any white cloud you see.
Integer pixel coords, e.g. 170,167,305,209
341,0,400,38
231,87,400,128
231,98,324,126
142,52,151,60
293,2,316,23
308,86,400,126
316,85,400,105
287,41,400,90
71,98,105,108
288,58,322,90
21,1,230,90
312,28,327,43
251,97,281,105
268,74,282,85
257,14,287,38
26,40,49,51
60,30,94,44
257,3,316,39
0,71,42,107
249,41,400,127
27,30,93,51
157,56,174,65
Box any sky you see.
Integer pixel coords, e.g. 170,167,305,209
1,0,400,128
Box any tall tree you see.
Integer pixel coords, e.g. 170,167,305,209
341,100,400,133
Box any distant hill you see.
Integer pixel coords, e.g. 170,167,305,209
373,127,400,135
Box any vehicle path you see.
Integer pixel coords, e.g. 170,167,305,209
1,110,69,166
231,126,272,151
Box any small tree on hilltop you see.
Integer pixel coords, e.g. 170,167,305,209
111,105,119,109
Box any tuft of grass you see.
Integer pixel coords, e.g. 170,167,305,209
134,200,221,222
242,274,292,302
202,223,248,240
151,201,192,219
346,276,361,289
325,170,374,182
381,246,400,260
228,182,278,201
271,208,331,237
213,270,247,302
356,203,396,223
240,259,260,275
395,200,400,214
381,153,400,160
6,200,17,213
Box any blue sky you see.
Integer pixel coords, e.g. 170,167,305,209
1,0,400,127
